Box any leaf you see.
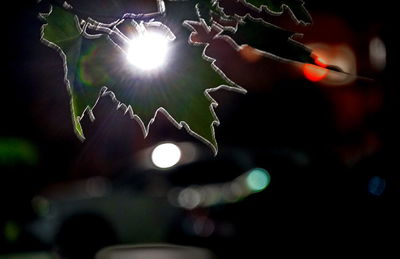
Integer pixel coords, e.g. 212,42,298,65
189,0,315,65
242,0,312,24
196,0,214,25
225,16,314,64
41,5,243,153
196,0,236,26
41,5,100,139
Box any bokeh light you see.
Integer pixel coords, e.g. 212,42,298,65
368,176,386,197
127,32,170,70
303,63,329,82
151,143,182,169
171,167,272,209
178,187,202,209
193,217,215,237
369,37,386,71
246,168,270,192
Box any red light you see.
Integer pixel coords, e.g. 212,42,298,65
303,53,329,82
304,44,357,86
303,63,328,82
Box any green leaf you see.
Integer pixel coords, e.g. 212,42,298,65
41,6,100,139
243,0,312,24
225,16,314,64
41,5,242,153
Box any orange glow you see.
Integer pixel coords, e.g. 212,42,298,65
240,45,263,63
314,56,328,68
304,44,357,86
303,63,328,82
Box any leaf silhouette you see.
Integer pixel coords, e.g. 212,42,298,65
40,0,349,154
191,0,315,65
242,0,312,24
224,16,314,64
41,5,244,153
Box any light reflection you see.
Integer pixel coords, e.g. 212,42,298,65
151,143,182,169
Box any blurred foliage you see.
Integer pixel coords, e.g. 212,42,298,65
0,138,38,166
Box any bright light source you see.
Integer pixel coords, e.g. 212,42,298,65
246,168,270,192
127,32,170,70
151,142,181,169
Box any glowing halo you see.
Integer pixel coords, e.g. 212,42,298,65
127,32,170,70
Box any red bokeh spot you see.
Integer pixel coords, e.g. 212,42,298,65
303,64,328,82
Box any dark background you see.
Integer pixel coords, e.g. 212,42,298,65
1,0,399,257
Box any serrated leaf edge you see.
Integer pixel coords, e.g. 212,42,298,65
39,5,92,140
40,6,247,154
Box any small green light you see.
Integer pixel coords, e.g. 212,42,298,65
246,168,270,192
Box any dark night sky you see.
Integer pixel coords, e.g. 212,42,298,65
1,0,399,257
